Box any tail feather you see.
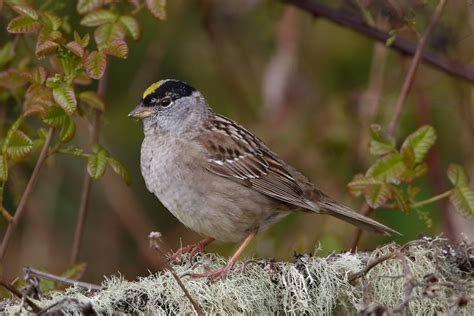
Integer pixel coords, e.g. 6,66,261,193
314,198,400,236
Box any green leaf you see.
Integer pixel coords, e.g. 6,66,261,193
62,262,86,280
7,16,41,33
6,131,33,162
347,174,383,197
65,41,84,58
87,146,108,179
42,106,67,128
400,145,416,169
368,124,395,156
447,163,469,187
59,117,76,143
450,186,474,218
108,157,131,185
77,0,106,14
80,9,117,27
0,154,7,182
42,12,62,30
0,42,15,69
12,4,39,20
74,31,90,47
119,15,141,40
94,23,125,46
401,125,437,163
101,38,128,59
363,183,392,208
78,91,105,111
59,145,84,156
84,50,106,80
392,187,410,213
53,85,77,115
366,153,406,183
146,0,167,20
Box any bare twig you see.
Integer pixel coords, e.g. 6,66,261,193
282,0,474,83
0,278,41,313
24,267,101,291
70,67,108,264
348,203,372,252
387,0,448,135
148,232,204,316
348,251,398,284
0,127,55,260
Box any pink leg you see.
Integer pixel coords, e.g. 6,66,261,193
169,237,215,262
190,231,256,280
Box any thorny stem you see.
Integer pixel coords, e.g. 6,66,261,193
282,0,474,83
410,190,452,209
70,66,108,264
0,127,55,260
24,267,101,291
387,0,448,136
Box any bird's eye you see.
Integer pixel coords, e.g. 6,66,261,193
160,97,172,107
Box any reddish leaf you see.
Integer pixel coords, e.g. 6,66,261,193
84,50,106,79
35,40,59,59
101,39,128,59
94,23,125,46
7,16,41,34
74,31,90,47
12,4,38,20
77,0,106,14
80,9,117,27
43,12,62,31
53,85,77,115
65,41,85,58
146,0,166,20
0,68,29,89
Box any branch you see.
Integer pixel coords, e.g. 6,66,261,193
387,0,448,135
70,67,108,264
282,0,474,84
0,127,55,260
0,278,41,313
24,267,101,291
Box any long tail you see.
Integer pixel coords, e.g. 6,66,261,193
314,197,400,236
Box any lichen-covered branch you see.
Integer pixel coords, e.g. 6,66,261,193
1,237,472,314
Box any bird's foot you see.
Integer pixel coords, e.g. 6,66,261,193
168,238,214,263
188,263,234,281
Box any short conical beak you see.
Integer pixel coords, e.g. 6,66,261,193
128,101,153,119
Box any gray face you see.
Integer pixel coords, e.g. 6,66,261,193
129,79,209,135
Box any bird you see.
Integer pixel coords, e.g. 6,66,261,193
129,79,398,279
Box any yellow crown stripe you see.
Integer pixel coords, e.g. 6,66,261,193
143,81,164,99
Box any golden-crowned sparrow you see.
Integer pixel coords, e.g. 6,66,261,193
129,79,398,278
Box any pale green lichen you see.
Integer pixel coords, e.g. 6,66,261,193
2,238,473,315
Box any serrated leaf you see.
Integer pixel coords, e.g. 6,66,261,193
146,0,166,20
369,139,395,156
84,50,106,79
401,125,437,163
101,38,128,59
74,31,90,47
78,91,105,111
392,187,410,213
94,23,125,46
42,12,62,30
23,85,51,116
53,86,77,115
87,147,108,179
77,0,105,14
400,145,416,169
364,183,392,208
7,16,41,33
42,106,67,127
65,41,84,58
0,154,7,182
35,40,59,59
6,131,33,162
413,163,428,178
31,66,48,84
80,9,117,27
59,117,76,143
59,145,84,156
12,4,38,20
347,174,383,197
447,163,469,187
0,68,29,89
450,186,474,218
366,153,406,183
0,42,15,69
108,157,131,185
119,15,140,40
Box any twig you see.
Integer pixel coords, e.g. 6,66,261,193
282,0,474,83
348,251,398,284
387,0,448,135
0,127,55,260
148,232,204,316
348,203,371,252
70,66,108,264
24,267,101,291
0,278,41,313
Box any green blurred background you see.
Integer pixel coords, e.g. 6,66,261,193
1,0,473,283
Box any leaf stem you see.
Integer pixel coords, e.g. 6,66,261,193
410,190,452,209
0,127,55,260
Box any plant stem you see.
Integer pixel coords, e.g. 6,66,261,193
348,203,372,252
387,0,448,136
410,190,452,209
70,66,107,264
24,267,101,291
0,127,55,260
